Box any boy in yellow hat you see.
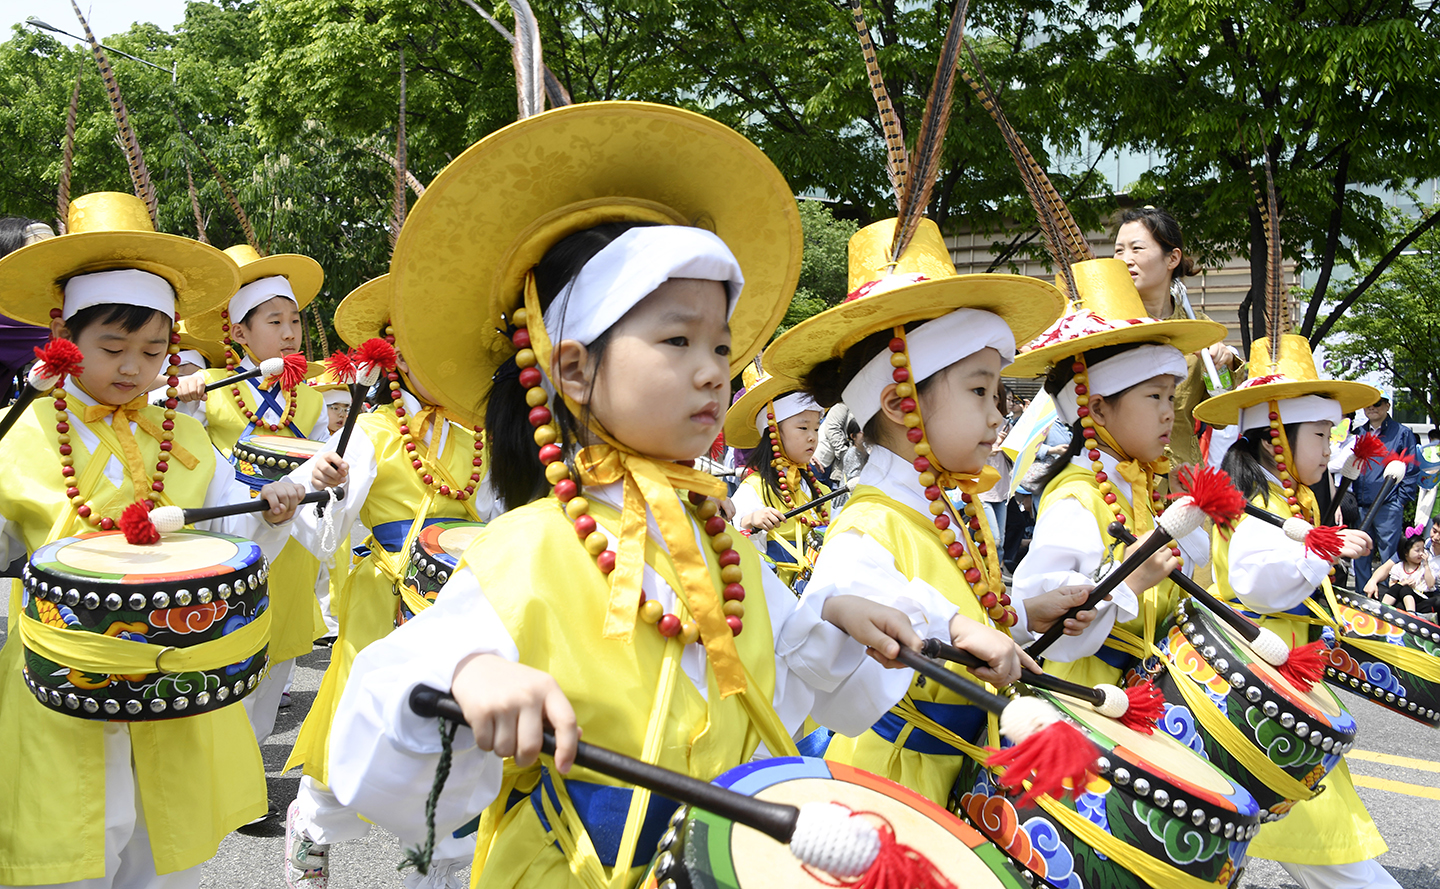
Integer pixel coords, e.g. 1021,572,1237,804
176,244,330,746
0,192,306,888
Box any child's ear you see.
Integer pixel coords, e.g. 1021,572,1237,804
1086,392,1109,427
553,340,594,406
49,318,70,341
230,321,249,346
877,382,907,427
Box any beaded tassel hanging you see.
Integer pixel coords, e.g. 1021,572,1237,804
384,324,484,502
510,306,747,642
887,327,1016,628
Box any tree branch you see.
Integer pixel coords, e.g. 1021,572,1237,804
1311,210,1440,345
1300,148,1349,336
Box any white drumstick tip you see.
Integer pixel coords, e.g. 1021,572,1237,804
789,802,881,877
1281,516,1314,543
259,356,286,378
1382,459,1407,481
1340,455,1362,480
1094,683,1129,719
149,505,186,534
999,694,1060,743
1158,498,1206,540
1250,626,1291,667
26,363,61,392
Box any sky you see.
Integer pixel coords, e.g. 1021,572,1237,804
2,0,190,45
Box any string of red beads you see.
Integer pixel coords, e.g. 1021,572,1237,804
384,324,484,501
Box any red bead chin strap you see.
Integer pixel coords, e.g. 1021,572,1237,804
509,306,747,643
886,328,1017,628
384,324,484,501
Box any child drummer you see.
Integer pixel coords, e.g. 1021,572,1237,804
0,191,305,888
175,245,330,744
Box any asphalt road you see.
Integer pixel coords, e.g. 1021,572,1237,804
2,611,1437,887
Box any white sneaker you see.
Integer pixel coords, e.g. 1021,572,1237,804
285,799,330,887
403,858,467,889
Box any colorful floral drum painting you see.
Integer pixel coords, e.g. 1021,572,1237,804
232,434,327,490
954,689,1260,889
639,757,1029,889
1322,590,1440,728
396,521,485,627
20,529,269,721
1148,599,1357,820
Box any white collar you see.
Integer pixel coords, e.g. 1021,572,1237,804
854,445,934,518
1066,449,1134,502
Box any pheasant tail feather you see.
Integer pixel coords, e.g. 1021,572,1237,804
186,166,208,244
510,0,547,119
72,0,157,227
892,0,970,261
847,0,907,206
1261,143,1288,366
57,65,83,234
391,49,409,248
191,138,259,253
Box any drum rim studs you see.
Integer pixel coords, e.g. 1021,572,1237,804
128,592,147,610
152,591,170,609
103,593,122,611
1191,808,1207,826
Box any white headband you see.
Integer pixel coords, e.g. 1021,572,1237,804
755,391,820,438
1056,344,1188,425
229,275,298,323
175,349,206,369
1239,394,1342,432
322,388,353,406
63,269,175,321
541,226,744,347
844,309,1016,426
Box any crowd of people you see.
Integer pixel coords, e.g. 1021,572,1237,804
0,10,1435,889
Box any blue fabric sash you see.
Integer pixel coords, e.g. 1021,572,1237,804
523,771,678,869
870,698,985,755
370,517,452,554
242,378,305,439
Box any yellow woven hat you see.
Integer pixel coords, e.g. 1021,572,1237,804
307,363,349,391
1193,335,1378,427
763,217,1064,380
724,358,814,450
334,274,391,349
184,244,324,346
0,192,237,327
1003,259,1227,379
174,322,233,368
389,101,803,429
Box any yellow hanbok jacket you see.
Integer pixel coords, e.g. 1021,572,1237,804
1212,483,1387,866
0,401,265,883
286,404,488,783
200,366,325,662
1034,462,1183,689
822,485,1001,806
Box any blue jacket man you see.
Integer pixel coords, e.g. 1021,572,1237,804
1353,396,1420,587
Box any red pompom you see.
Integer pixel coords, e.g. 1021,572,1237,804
1171,464,1247,528
1279,640,1327,692
119,501,160,546
1119,681,1165,734
1350,432,1387,471
323,349,357,384
987,719,1098,807
275,352,310,389
33,338,85,380
1304,525,1345,562
355,337,399,374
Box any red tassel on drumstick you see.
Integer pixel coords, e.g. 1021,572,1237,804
118,488,346,544
333,338,397,459
409,684,962,889
200,355,287,392
0,339,84,444
1026,464,1247,660
1332,431,1387,506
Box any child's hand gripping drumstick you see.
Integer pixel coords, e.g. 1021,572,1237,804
1026,465,1248,660
200,355,289,392
0,340,83,445
409,681,963,889
1106,521,1330,692
119,487,346,543
919,637,1166,734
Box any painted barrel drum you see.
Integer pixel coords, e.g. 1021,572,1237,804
20,529,269,720
396,521,486,626
639,756,1029,889
232,434,327,490
1321,590,1440,728
1148,598,1358,821
955,689,1260,889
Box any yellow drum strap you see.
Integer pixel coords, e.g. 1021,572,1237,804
19,606,270,674
610,640,682,889
398,583,432,620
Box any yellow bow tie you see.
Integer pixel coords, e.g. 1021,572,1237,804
573,437,743,697
937,464,1001,496
81,394,199,499
1093,425,1169,534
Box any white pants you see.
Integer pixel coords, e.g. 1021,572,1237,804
295,776,473,861
1279,860,1402,889
314,565,339,637
242,658,296,744
0,725,201,889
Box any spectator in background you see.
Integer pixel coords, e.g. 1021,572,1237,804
1006,415,1073,570
1352,395,1421,586
0,217,55,403
1416,429,1440,531
814,401,851,482
832,418,868,511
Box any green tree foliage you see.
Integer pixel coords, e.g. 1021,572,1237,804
1322,206,1440,421
777,200,859,334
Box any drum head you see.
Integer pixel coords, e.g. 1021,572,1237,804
1215,619,1344,721
434,523,484,560
1052,693,1244,802
242,435,327,458
716,759,1020,889
50,531,242,580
